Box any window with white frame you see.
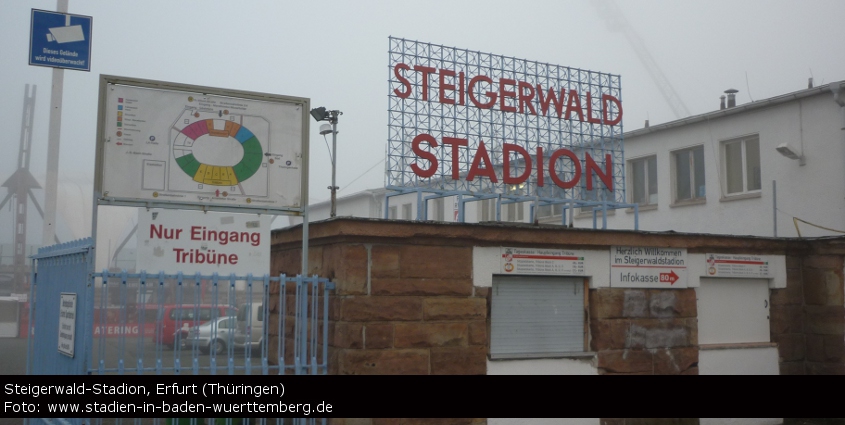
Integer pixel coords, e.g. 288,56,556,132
490,275,586,358
629,155,658,206
388,206,397,219
672,145,706,203
401,203,412,220
722,136,761,196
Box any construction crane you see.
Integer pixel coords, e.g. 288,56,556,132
0,85,56,294
592,0,692,120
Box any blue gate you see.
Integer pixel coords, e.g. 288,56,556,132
27,238,94,375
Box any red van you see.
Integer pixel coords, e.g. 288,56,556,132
147,304,236,348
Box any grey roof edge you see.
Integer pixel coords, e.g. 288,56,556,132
625,80,845,139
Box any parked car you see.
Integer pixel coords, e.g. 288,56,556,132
234,302,265,350
145,304,236,348
183,316,238,355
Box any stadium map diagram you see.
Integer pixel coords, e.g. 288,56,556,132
100,82,303,211
167,107,270,198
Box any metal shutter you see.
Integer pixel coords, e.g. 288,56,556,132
490,275,585,358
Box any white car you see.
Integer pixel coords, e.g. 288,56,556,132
183,316,237,355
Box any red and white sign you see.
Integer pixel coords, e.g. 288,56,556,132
137,208,270,275
386,38,625,206
500,247,586,276
705,253,773,278
611,246,688,288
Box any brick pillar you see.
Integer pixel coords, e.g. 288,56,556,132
273,242,489,375
801,255,845,374
770,255,808,374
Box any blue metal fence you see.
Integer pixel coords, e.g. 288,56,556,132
26,238,334,424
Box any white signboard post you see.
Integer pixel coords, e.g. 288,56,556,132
611,246,688,288
500,247,587,276
704,253,773,278
58,293,77,357
137,208,270,275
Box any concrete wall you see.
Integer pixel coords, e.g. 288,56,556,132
270,218,845,376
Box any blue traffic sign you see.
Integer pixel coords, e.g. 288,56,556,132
29,9,93,71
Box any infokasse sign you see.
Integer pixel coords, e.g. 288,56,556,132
386,37,629,214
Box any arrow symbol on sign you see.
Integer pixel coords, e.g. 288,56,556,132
660,270,680,285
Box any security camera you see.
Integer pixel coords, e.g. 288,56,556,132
47,25,85,44
319,124,333,135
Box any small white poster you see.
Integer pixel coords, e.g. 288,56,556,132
705,253,774,278
58,293,77,357
500,247,587,276
611,246,688,288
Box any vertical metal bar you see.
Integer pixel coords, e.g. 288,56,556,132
495,194,501,222
25,257,36,375
278,275,286,374
634,204,639,231
41,63,64,247
321,280,329,375
155,272,164,375
84,243,95,376
174,271,183,374
773,180,778,237
244,273,253,375
118,270,127,374
310,276,318,375
137,271,146,374
294,274,308,375
210,272,219,375
228,273,236,375
262,274,270,375
301,207,309,277
416,189,423,221
192,272,201,375
602,203,608,229
97,269,108,374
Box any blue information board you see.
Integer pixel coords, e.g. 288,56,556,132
29,9,93,71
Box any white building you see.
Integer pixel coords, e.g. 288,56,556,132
293,80,845,239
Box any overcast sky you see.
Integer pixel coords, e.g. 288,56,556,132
2,0,844,244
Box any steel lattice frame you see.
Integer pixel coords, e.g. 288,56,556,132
386,37,634,223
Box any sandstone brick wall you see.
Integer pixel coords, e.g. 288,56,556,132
771,254,845,374
270,242,488,375
590,288,698,374
270,218,845,376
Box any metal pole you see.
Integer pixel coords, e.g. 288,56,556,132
330,116,337,218
773,180,777,237
42,0,68,247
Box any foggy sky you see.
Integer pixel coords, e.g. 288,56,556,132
1,0,843,243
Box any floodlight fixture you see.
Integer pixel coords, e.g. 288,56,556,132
776,143,805,165
310,106,328,122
